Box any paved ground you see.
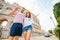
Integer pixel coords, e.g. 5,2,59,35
0,32,58,40
0,35,58,40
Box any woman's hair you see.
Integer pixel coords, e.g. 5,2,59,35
25,11,31,18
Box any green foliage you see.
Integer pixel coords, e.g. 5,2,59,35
53,2,60,40
57,17,60,24
54,27,60,37
53,25,60,40
48,30,53,34
53,2,60,19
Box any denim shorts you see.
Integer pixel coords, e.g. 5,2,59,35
23,25,32,32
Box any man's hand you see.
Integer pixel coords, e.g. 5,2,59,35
14,6,18,12
8,6,18,16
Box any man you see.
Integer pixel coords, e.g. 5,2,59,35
8,6,25,40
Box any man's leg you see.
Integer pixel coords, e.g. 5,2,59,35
14,36,20,40
9,36,14,40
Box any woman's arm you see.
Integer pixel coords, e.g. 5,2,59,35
8,6,18,16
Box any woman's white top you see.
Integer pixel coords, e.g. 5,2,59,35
23,17,33,27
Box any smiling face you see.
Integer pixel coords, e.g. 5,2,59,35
25,11,31,18
26,12,30,17
20,7,25,13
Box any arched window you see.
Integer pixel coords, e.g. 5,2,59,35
6,7,12,10
1,21,8,28
1,19,8,28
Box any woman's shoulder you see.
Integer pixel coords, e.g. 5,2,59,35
25,17,31,19
25,17,32,20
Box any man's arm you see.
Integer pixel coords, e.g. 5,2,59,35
8,6,18,16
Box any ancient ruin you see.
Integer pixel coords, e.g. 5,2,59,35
0,0,44,38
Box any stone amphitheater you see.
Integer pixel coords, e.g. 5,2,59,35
0,0,58,40
0,0,43,38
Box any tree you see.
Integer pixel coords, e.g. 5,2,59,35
53,2,60,24
53,2,60,40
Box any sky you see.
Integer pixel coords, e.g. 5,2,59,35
53,0,60,5
5,0,59,32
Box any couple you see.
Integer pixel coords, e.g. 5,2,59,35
8,6,33,40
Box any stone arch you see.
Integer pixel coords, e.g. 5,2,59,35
0,14,13,38
0,18,8,28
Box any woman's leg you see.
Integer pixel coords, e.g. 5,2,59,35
26,30,32,40
9,36,14,40
23,32,27,40
14,36,20,40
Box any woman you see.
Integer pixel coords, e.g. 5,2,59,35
23,11,33,40
8,6,24,40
